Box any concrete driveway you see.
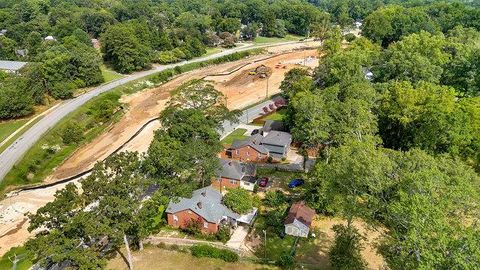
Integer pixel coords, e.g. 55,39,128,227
226,225,250,250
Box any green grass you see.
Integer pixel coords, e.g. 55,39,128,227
256,168,304,189
0,119,28,144
101,65,123,83
254,34,303,44
0,246,33,270
253,215,297,261
221,128,248,145
264,108,286,121
205,47,222,57
0,116,44,154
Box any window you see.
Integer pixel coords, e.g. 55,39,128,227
230,179,237,185
246,151,250,156
204,222,208,228
173,215,178,221
236,150,239,155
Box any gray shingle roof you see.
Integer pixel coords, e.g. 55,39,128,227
217,159,256,180
262,131,292,147
0,60,27,71
230,134,269,154
166,186,240,223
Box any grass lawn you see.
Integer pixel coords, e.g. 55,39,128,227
256,167,304,189
264,108,286,121
0,119,28,144
107,246,275,270
0,246,33,270
204,47,222,57
101,65,124,83
221,128,248,145
254,34,303,44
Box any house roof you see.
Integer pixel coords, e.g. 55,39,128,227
284,201,315,228
217,159,256,180
262,131,292,147
262,120,285,133
0,60,28,71
166,186,240,223
230,134,269,154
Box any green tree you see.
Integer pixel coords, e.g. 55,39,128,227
0,35,17,60
223,188,254,214
101,23,153,73
329,224,366,270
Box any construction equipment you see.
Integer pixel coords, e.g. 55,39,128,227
248,71,256,75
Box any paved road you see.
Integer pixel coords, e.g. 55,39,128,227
220,99,277,139
0,41,304,182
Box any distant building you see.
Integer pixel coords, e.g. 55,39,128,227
0,60,28,73
166,186,257,234
284,201,315,238
44,35,56,41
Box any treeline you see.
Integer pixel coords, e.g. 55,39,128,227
280,10,480,270
0,0,329,120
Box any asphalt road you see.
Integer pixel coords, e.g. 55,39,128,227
0,41,303,182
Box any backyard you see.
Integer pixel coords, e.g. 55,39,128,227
221,128,248,146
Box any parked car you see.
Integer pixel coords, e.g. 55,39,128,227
251,129,260,135
259,177,269,187
288,179,304,188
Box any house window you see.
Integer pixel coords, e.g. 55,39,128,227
204,222,208,228
173,215,178,221
236,150,239,155
230,179,237,185
246,151,250,156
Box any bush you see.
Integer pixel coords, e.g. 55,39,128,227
277,253,295,269
264,190,287,207
190,245,239,262
344,33,357,42
157,51,179,64
181,219,202,235
61,122,84,145
216,226,231,243
329,224,366,270
223,188,253,214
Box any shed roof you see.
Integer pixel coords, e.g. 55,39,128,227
284,201,315,228
0,60,28,71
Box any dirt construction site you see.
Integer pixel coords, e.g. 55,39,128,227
0,42,320,256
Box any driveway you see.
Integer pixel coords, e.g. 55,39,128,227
0,40,307,182
226,225,250,250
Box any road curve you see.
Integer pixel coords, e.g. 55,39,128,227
0,41,304,182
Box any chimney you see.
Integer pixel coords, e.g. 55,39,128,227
197,202,202,209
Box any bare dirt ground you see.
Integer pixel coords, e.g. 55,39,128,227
0,43,320,256
295,215,387,270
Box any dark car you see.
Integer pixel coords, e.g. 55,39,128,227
259,177,269,187
251,129,260,135
288,179,304,188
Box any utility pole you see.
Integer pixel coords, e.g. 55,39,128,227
266,77,269,98
263,229,267,260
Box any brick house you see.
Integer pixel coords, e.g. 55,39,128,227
212,159,257,191
229,134,269,162
166,187,257,234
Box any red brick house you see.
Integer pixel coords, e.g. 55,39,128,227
166,187,256,234
228,134,269,162
212,159,257,191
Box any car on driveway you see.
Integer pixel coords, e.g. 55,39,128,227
259,177,269,187
288,179,304,188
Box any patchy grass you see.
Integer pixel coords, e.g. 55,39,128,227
221,128,248,145
204,47,222,56
0,116,44,154
0,246,33,270
101,65,124,83
254,35,303,44
107,246,274,270
0,119,28,144
264,108,286,121
256,168,304,189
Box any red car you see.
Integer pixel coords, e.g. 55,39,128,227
259,177,269,187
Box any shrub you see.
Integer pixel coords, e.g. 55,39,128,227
264,190,287,207
182,219,202,236
61,122,84,145
277,253,295,269
216,226,231,243
157,51,179,64
344,33,357,42
223,188,253,214
190,245,239,262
